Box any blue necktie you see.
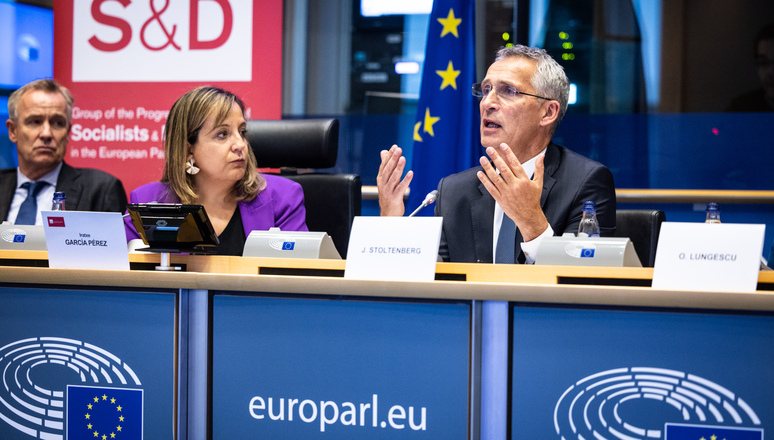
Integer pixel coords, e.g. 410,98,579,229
495,214,516,264
15,181,48,225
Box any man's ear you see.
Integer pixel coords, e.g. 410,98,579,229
6,119,17,143
539,100,560,128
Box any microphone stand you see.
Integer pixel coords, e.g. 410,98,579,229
408,190,438,217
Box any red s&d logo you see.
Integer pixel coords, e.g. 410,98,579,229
88,0,233,52
72,0,253,82
47,217,66,227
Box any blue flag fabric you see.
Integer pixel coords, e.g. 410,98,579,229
408,0,480,214
67,385,143,440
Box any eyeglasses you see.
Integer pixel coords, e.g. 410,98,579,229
471,83,552,101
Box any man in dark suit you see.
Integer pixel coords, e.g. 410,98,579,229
1,79,126,224
377,45,615,263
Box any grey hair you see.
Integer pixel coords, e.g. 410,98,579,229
7,79,74,125
495,45,569,128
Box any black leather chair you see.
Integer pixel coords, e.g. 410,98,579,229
246,118,361,258
613,209,666,267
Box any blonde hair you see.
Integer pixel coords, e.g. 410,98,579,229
161,86,264,204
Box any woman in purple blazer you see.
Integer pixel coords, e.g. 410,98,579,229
124,87,307,255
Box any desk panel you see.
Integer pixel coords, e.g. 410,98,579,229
0,285,177,440
3,262,774,439
510,305,774,440
211,293,471,439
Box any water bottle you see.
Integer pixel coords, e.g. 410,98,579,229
51,191,66,211
705,202,720,223
577,201,600,237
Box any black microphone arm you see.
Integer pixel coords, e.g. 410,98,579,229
408,190,438,217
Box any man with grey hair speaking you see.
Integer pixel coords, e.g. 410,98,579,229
377,45,616,264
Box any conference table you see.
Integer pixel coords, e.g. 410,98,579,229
1,251,773,440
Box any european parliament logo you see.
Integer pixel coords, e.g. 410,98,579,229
0,337,143,440
1,228,27,243
554,367,763,440
268,237,295,251
66,386,143,440
563,242,597,259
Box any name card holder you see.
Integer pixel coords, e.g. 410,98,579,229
0,224,47,251
535,236,642,267
242,228,341,259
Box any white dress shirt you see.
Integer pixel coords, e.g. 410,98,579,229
491,148,553,264
9,163,63,225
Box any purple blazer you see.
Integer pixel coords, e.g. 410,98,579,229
124,174,308,242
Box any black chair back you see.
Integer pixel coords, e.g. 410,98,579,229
613,209,666,267
247,119,338,169
246,119,361,258
283,174,361,258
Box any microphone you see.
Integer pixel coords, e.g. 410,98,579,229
408,190,438,217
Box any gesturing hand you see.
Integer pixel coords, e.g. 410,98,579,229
377,144,413,216
476,143,548,241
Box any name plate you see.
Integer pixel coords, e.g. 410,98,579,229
42,211,130,270
535,236,642,267
344,216,443,281
652,222,765,292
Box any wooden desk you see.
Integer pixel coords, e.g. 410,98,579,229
2,251,774,310
3,248,774,291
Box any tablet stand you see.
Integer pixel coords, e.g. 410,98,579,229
157,252,181,271
134,246,217,271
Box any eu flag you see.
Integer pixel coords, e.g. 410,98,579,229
665,423,763,440
408,0,480,213
67,385,143,440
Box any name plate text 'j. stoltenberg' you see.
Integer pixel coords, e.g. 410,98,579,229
345,216,442,281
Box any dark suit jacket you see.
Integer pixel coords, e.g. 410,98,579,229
434,143,616,263
0,162,128,222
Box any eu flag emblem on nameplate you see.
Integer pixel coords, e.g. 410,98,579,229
67,385,143,440
665,423,763,439
282,242,295,250
13,234,25,243
580,248,595,258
